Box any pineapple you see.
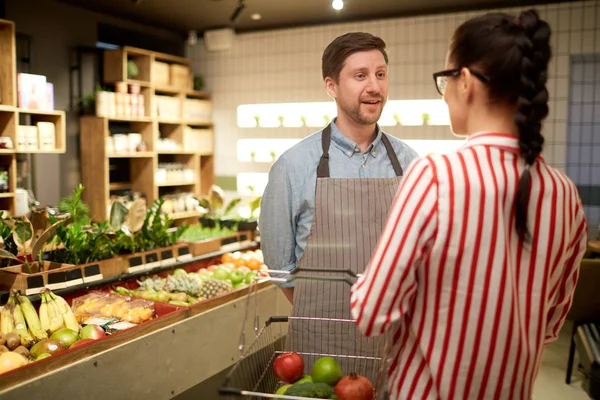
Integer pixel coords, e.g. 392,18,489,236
198,279,232,299
163,274,202,297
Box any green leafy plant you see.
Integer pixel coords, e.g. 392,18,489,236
127,60,139,79
193,75,204,91
179,225,237,242
0,213,72,272
421,112,431,126
198,185,241,220
248,196,262,219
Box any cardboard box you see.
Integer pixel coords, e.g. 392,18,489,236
183,99,212,123
37,121,56,151
169,64,191,90
153,61,170,86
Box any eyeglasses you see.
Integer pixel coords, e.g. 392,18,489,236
432,68,490,96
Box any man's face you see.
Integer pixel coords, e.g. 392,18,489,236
326,50,388,126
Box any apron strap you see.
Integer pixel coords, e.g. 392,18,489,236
317,124,332,178
381,133,404,177
316,124,404,178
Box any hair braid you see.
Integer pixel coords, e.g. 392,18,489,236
513,9,552,242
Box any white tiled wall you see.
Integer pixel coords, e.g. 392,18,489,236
187,1,599,186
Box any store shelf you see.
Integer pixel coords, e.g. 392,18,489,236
125,79,151,88
0,192,13,198
184,121,213,127
18,108,63,116
170,210,203,220
156,150,197,155
154,85,183,95
82,45,215,223
107,152,155,158
156,181,195,187
186,90,211,99
107,116,153,123
109,182,132,190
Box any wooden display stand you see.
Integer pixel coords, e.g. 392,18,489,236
0,19,67,216
80,46,214,223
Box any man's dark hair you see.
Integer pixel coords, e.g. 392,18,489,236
321,32,389,82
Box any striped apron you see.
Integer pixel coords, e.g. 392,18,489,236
286,123,403,397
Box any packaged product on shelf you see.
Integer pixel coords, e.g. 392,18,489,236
71,292,155,326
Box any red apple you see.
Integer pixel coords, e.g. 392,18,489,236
69,338,97,350
273,352,304,383
80,324,106,340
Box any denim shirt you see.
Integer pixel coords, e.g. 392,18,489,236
259,121,419,288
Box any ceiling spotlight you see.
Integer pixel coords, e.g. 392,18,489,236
251,13,262,20
332,0,343,11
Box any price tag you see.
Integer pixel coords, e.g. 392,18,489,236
128,256,145,273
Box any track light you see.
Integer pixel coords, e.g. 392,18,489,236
332,0,343,11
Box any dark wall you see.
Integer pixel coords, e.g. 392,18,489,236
5,0,183,205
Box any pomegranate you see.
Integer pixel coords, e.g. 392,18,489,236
272,352,304,383
334,373,375,400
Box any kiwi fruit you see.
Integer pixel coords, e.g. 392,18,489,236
13,346,29,359
0,345,8,353
6,332,20,350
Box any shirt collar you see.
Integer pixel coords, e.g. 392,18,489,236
329,119,383,158
461,132,521,153
460,131,546,162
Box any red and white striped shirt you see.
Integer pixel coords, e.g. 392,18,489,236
350,132,588,400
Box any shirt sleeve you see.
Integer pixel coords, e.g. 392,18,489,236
259,156,298,288
351,156,438,337
545,189,588,344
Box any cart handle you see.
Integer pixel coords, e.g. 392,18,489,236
264,266,361,286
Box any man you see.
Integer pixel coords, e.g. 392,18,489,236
259,32,418,384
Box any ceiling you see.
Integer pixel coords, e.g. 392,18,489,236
58,0,574,36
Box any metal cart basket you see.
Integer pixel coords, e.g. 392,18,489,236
219,267,390,400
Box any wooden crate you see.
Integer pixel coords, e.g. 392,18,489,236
185,231,254,257
0,261,78,295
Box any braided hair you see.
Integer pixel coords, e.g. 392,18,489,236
449,9,552,243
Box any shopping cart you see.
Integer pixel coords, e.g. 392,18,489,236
219,267,391,400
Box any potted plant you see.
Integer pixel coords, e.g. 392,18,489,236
249,150,256,162
278,116,285,127
393,113,402,126
300,115,308,127
193,75,204,91
254,115,261,127
237,196,261,233
270,150,277,162
197,185,241,230
421,112,431,126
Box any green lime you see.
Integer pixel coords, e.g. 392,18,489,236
311,357,343,386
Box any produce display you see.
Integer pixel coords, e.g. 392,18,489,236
0,289,107,375
114,250,268,307
273,352,375,400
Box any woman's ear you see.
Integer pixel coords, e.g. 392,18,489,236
324,77,337,99
459,67,475,103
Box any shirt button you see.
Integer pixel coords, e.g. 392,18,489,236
372,150,376,156
362,164,365,168
354,148,360,152
347,151,352,156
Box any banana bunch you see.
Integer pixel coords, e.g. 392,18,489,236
0,291,48,346
39,289,80,335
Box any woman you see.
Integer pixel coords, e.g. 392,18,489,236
350,8,588,400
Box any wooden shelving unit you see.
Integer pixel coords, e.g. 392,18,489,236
0,19,67,215
80,46,214,223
